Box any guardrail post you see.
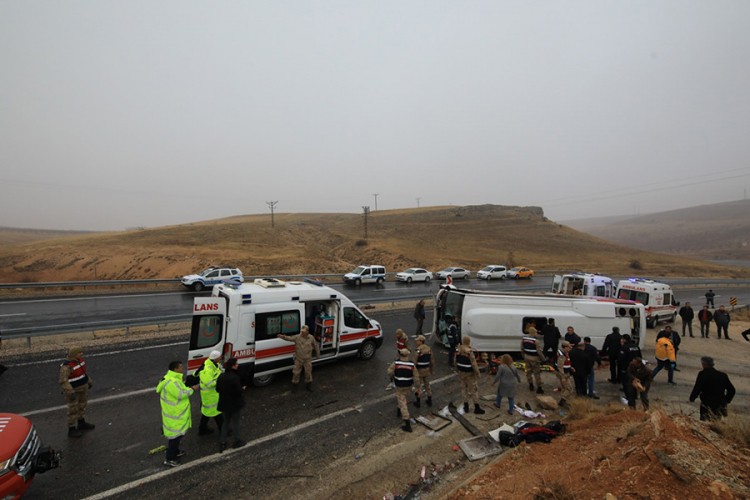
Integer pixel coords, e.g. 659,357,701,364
126,326,130,336
26,336,31,349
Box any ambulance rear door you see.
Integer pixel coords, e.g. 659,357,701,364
188,297,227,373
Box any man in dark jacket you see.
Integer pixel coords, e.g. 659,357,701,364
713,306,731,340
698,305,713,338
216,357,246,452
568,342,593,397
689,356,735,421
678,302,695,338
542,318,562,366
582,337,602,399
601,326,622,384
563,326,581,347
618,334,642,396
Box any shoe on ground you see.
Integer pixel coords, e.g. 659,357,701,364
219,442,227,453
536,387,544,394
198,428,214,435
494,403,502,409
507,410,514,416
164,460,179,467
528,383,534,391
590,395,600,400
673,367,681,372
232,440,247,448
176,450,186,458
77,419,95,430
668,381,677,385
68,427,83,438
474,405,485,415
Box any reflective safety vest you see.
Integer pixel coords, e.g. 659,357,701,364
455,351,473,372
416,349,432,370
522,336,540,356
62,359,89,388
558,350,572,374
198,359,222,417
393,360,416,387
156,370,194,439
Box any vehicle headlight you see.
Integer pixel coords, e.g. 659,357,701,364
0,457,12,477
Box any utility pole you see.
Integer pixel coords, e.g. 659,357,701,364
372,193,379,211
416,197,421,208
362,206,370,240
266,201,278,227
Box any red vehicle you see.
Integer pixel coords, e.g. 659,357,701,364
0,413,60,499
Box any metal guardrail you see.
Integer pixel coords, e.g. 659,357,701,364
0,291,439,346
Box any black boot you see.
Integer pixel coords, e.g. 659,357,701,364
401,420,412,433
474,404,485,415
463,402,469,413
68,426,82,438
536,387,544,394
414,396,421,408
397,407,402,418
77,419,95,431
426,396,433,407
306,382,313,392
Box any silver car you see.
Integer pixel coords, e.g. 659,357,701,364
395,268,433,283
476,265,507,280
435,267,471,280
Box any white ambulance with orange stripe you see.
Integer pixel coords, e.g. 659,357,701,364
187,278,383,386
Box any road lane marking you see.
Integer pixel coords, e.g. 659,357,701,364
0,313,27,317
21,388,156,417
80,372,457,500
11,341,187,367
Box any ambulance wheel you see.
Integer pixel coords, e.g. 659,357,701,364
253,374,275,387
192,282,204,292
358,340,377,360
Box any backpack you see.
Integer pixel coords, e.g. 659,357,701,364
498,431,523,448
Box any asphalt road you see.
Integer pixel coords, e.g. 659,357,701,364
1,308,462,500
1,281,748,499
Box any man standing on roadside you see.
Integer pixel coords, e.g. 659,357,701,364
582,337,602,399
651,335,676,385
713,306,731,340
689,356,735,421
216,357,246,452
197,350,224,436
521,322,545,394
278,325,320,391
601,326,622,384
705,289,715,308
542,318,561,366
156,361,199,467
454,337,485,414
413,335,434,407
387,348,420,432
698,305,713,338
59,346,95,438
569,342,592,397
413,299,426,336
679,302,695,338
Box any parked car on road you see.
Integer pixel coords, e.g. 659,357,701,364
395,268,433,283
507,267,534,279
476,265,507,280
436,267,471,280
181,267,244,292
343,265,387,285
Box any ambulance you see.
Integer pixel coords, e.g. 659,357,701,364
433,285,645,353
188,278,384,386
616,278,678,328
551,273,615,298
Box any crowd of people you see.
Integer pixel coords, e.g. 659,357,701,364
47,292,742,468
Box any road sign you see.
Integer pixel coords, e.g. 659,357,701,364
729,296,737,309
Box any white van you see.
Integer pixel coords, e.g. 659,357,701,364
433,285,645,353
616,278,678,328
188,278,384,386
343,265,387,285
551,273,615,298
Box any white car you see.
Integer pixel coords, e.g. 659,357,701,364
436,267,471,280
395,268,433,283
476,265,507,280
181,267,244,292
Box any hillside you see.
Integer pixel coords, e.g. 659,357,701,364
0,204,747,282
563,199,750,260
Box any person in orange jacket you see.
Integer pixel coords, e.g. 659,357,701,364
650,336,676,385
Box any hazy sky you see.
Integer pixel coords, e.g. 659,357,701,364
2,1,750,231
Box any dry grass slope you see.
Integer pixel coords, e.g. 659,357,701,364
0,204,747,282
